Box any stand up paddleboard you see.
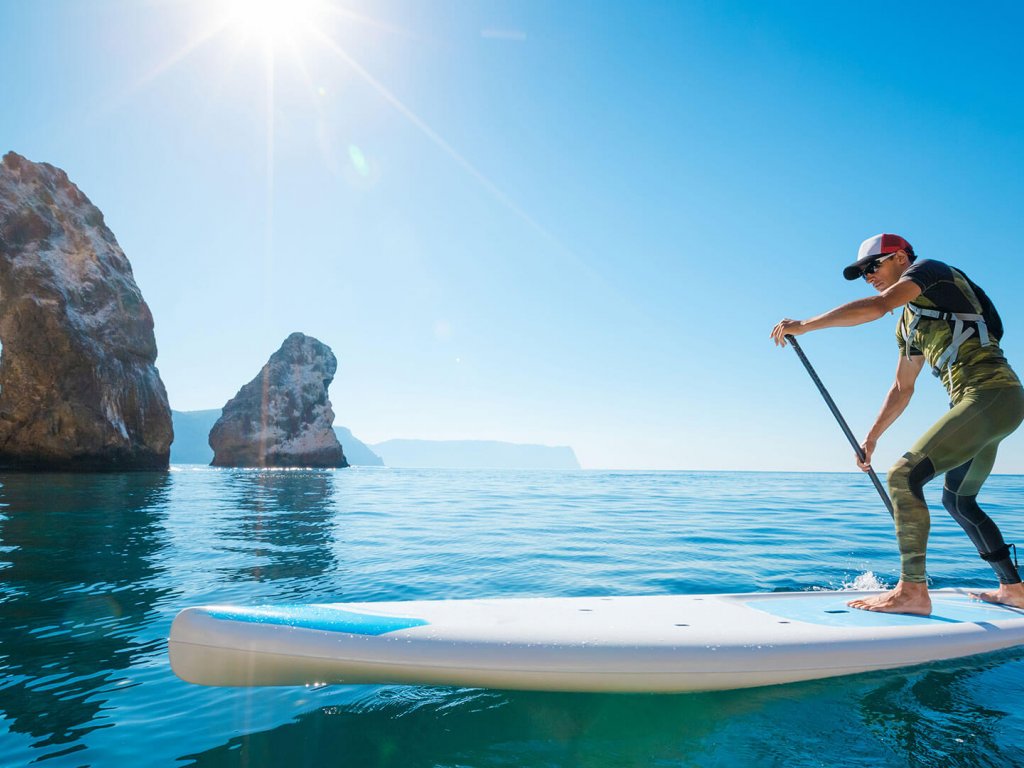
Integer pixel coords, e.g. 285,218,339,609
168,589,1024,693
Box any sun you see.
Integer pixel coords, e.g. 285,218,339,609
221,0,324,48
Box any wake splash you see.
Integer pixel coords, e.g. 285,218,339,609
809,571,891,592
840,571,891,591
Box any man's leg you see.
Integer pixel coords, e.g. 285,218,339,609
849,386,1024,614
847,447,936,614
943,450,1022,585
942,394,1024,607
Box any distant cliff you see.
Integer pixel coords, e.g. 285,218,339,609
169,410,221,464
169,410,382,466
333,426,385,466
370,440,580,469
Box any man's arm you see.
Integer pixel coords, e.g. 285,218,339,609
857,353,926,471
770,278,922,346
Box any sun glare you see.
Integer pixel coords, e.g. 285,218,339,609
222,0,323,47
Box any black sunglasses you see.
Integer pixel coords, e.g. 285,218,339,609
861,253,894,278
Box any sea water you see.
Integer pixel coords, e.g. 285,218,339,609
1,468,1023,767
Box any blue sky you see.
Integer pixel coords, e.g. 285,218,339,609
4,0,1024,471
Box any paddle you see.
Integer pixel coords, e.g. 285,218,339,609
785,335,895,518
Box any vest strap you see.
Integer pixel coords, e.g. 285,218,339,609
905,304,991,377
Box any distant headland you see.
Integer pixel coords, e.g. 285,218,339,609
371,439,580,470
171,411,579,469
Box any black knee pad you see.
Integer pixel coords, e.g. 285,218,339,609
890,452,936,502
908,457,936,502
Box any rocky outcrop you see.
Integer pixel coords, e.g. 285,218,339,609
0,152,172,470
169,410,380,466
209,333,348,468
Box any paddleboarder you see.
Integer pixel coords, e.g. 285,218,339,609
770,233,1024,614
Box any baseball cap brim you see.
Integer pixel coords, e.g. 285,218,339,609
843,256,880,281
843,233,912,280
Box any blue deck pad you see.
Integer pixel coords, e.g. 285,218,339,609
205,605,430,636
744,593,1024,628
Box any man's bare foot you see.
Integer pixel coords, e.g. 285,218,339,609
969,582,1024,609
847,580,932,615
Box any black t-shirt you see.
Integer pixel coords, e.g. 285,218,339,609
896,259,1016,400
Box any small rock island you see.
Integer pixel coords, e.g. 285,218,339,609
209,332,348,468
0,152,173,470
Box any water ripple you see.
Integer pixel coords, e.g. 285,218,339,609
1,468,1023,766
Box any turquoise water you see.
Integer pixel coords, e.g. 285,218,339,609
2,468,1023,767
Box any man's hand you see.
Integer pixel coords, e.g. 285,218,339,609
770,319,805,347
857,438,877,472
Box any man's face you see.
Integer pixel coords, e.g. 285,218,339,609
862,250,904,292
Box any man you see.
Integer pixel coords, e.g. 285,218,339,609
770,233,1024,614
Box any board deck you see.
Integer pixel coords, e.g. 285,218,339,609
168,589,1024,693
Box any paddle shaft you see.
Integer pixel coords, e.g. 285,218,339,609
785,335,895,518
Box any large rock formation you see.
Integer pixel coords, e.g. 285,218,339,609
169,409,381,466
0,152,172,470
209,333,348,468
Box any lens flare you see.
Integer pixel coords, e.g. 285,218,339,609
348,145,369,177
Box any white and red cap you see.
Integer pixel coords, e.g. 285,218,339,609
843,233,914,280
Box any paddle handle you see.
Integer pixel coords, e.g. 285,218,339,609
786,335,895,519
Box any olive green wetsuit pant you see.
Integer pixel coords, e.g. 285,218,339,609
888,385,1024,584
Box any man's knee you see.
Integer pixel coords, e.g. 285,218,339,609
941,486,983,521
941,487,960,517
888,451,936,503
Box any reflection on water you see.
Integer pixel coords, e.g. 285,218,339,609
214,470,338,584
0,472,172,763
857,659,1024,767
181,685,760,768
181,657,1024,768
0,468,1023,767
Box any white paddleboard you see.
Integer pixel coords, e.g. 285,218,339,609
168,589,1024,693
